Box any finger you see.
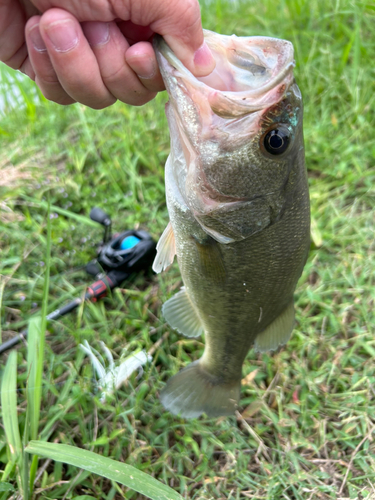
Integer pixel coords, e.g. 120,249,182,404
81,21,158,105
19,57,36,81
115,0,216,77
113,23,165,91
125,42,164,93
32,0,114,21
32,0,215,77
25,16,75,104
130,0,216,77
38,8,116,109
0,0,28,69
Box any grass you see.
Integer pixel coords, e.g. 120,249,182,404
0,0,374,498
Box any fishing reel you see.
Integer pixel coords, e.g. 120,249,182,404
0,207,157,354
86,207,156,286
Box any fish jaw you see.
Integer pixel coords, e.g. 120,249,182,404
154,31,301,242
154,30,295,155
154,30,295,123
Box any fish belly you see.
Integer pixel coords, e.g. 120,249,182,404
159,158,310,418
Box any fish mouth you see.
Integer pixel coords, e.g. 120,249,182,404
154,30,295,119
154,31,297,241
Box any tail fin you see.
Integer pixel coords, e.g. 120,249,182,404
160,361,240,418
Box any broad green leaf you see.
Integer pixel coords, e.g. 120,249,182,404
26,441,183,500
1,351,21,463
0,483,15,492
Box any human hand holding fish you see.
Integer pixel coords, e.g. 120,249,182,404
0,0,215,107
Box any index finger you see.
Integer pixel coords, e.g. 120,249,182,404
31,0,215,76
148,0,216,76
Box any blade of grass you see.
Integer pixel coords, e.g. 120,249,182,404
0,462,15,484
0,351,22,490
26,441,184,500
0,278,4,344
29,201,51,438
26,201,52,494
1,351,21,461
27,317,43,441
26,317,42,497
0,483,14,492
20,196,98,227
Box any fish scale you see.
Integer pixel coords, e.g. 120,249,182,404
153,30,310,418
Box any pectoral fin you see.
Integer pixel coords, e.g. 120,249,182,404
162,287,204,338
152,222,176,273
254,301,295,353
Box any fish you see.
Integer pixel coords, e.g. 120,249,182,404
152,30,310,418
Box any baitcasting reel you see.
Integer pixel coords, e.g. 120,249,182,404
85,207,157,295
0,207,156,354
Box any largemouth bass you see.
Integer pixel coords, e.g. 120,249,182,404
153,31,310,418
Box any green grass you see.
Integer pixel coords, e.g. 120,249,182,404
0,0,374,498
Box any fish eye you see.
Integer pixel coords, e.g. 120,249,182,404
261,125,291,156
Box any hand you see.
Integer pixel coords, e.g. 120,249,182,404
0,0,215,108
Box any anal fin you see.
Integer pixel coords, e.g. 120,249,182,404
162,287,204,338
152,222,176,273
254,301,295,353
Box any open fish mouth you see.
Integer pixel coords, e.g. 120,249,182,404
154,31,300,241
154,30,295,119
154,33,309,420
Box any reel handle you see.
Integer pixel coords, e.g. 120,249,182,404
89,207,111,227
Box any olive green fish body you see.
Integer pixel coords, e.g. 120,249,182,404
153,31,310,418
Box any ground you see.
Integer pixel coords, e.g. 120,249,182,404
0,0,374,499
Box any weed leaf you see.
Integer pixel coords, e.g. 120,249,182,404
1,351,22,463
26,441,184,500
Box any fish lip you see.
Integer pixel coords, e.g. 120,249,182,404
154,32,298,231
154,31,295,115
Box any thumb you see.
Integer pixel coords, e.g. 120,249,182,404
149,0,216,77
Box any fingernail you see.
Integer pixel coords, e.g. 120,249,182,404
193,42,215,75
45,20,79,52
82,22,110,47
128,55,156,79
29,24,47,52
136,59,156,79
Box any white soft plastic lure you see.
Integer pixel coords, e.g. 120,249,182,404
80,341,151,402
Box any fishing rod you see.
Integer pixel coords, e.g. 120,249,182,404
0,207,156,355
